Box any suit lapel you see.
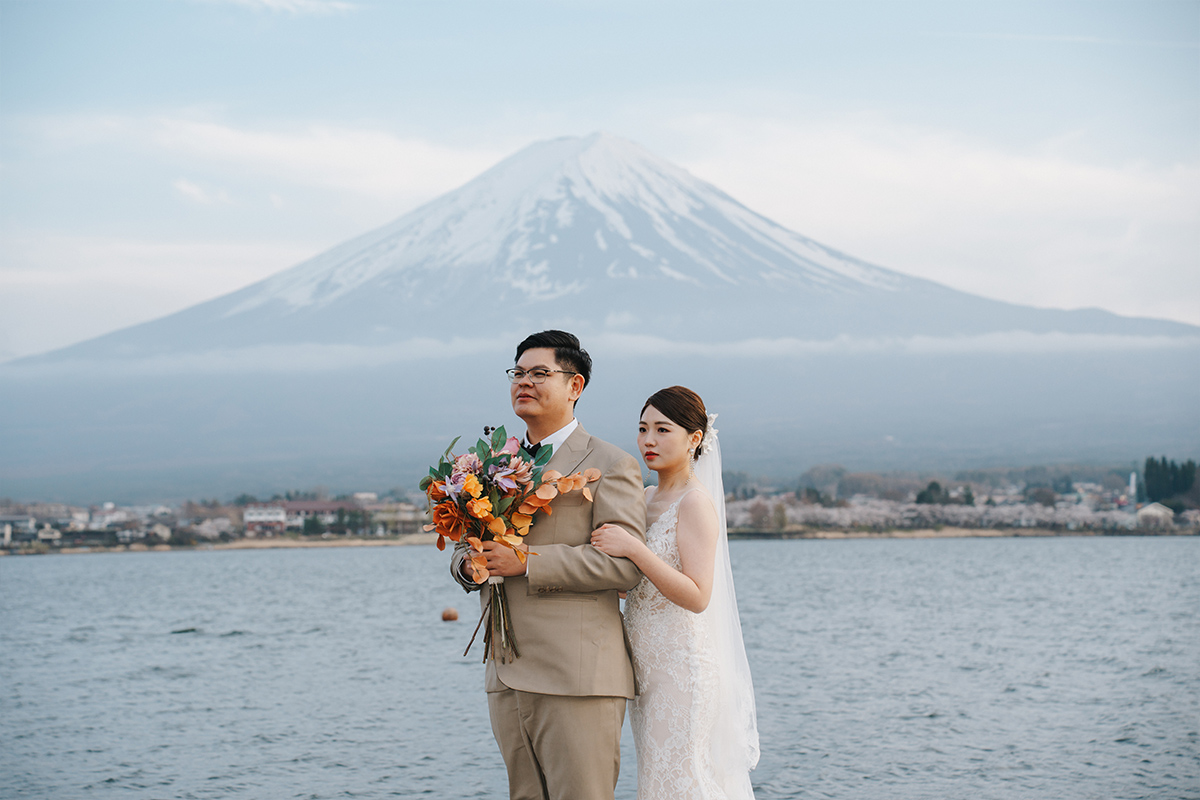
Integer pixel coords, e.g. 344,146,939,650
545,424,592,477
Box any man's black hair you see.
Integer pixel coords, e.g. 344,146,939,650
515,330,592,390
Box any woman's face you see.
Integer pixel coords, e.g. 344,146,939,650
638,405,702,473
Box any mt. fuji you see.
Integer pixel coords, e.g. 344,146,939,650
22,132,1190,366
4,133,1197,502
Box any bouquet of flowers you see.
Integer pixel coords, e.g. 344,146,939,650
420,425,600,663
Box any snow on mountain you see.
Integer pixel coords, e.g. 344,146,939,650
222,132,905,319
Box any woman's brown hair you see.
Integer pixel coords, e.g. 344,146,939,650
642,386,708,461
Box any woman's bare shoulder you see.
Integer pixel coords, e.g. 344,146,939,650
678,486,717,524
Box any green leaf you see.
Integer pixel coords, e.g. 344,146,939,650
496,495,513,515
534,443,554,467
441,436,461,461
418,476,432,491
491,426,506,452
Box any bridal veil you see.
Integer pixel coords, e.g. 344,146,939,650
694,415,760,795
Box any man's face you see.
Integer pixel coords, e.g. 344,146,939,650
510,347,583,425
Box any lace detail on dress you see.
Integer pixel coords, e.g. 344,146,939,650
625,492,731,800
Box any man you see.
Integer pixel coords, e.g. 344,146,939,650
451,330,647,800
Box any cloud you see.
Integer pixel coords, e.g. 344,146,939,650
921,32,1200,49
197,0,360,14
669,114,1200,325
173,178,231,205
8,331,1196,377
593,331,1200,357
28,113,506,203
149,118,504,199
0,234,321,359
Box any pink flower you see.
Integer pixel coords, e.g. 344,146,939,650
452,453,482,478
507,457,534,487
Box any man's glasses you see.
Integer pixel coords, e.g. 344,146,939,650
506,368,578,384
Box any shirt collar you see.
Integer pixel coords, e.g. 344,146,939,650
527,418,578,454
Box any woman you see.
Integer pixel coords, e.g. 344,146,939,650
590,386,759,799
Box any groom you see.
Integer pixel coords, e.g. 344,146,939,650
451,330,647,800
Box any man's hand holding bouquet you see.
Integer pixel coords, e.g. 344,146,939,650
421,426,599,662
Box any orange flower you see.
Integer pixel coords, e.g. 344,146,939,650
462,474,483,499
431,499,471,543
468,552,488,584
510,511,533,536
519,483,557,516
467,496,493,520
427,480,448,501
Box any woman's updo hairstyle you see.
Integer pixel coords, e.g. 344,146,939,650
642,386,708,461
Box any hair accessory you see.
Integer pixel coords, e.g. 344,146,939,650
700,412,719,455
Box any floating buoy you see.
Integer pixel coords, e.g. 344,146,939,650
441,607,459,622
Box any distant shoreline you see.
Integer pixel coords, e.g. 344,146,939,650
729,526,1197,540
5,527,1195,556
4,533,440,556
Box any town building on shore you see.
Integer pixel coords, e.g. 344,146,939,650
1137,502,1176,529
244,504,287,536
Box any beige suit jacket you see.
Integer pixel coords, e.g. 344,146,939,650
453,424,647,698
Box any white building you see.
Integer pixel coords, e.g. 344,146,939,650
1137,502,1175,529
244,504,287,536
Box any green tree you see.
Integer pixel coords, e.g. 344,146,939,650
169,529,197,546
772,503,788,531
303,514,325,535
1144,456,1198,503
748,500,769,529
916,481,949,505
1028,487,1057,507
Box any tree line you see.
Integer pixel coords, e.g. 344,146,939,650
1144,456,1197,508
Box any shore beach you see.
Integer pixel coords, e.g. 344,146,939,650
11,527,1191,558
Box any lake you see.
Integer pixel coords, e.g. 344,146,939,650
2,537,1197,799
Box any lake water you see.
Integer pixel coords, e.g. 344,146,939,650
2,537,1197,800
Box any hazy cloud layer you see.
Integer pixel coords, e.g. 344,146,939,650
7,331,1196,379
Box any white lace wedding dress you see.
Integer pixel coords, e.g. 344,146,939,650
625,489,738,800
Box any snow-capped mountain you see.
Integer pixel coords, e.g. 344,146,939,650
22,132,1193,368
3,133,1197,502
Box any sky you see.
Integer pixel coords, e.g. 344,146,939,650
1,0,1197,362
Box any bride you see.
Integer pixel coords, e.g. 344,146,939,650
590,386,759,799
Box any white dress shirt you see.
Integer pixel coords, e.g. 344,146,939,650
525,417,579,457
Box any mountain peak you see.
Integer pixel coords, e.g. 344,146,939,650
221,132,905,321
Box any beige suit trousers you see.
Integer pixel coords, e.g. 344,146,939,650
488,687,625,800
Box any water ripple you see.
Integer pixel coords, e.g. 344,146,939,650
1,538,1197,799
